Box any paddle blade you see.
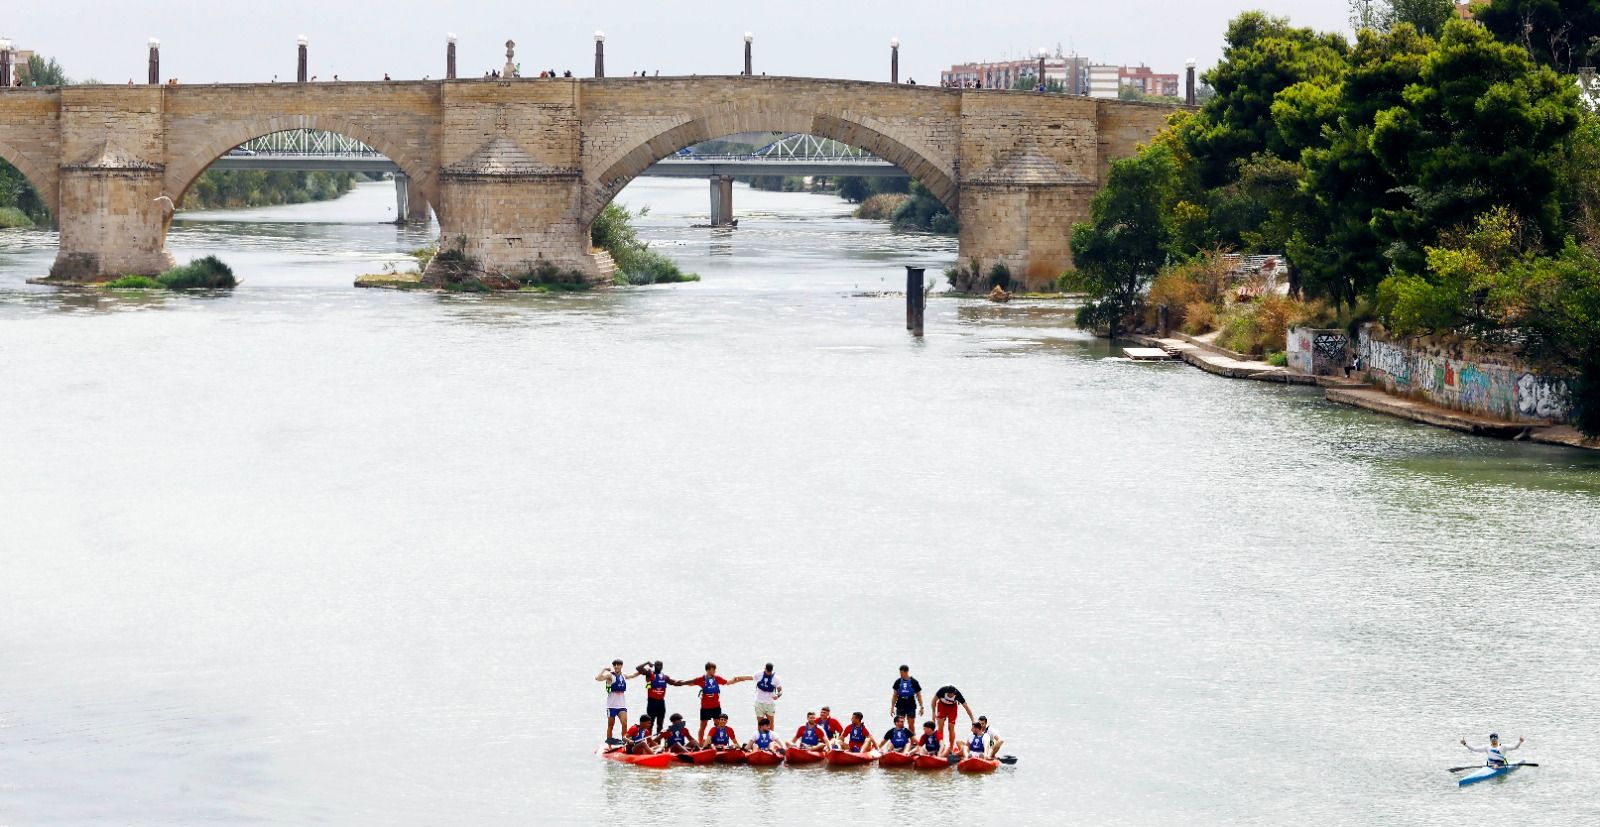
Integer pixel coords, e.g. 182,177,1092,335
1446,765,1477,773
998,755,1019,765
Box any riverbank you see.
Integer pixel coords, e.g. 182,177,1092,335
1129,332,1600,451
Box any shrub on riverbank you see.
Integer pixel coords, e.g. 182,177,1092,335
104,275,164,289
0,206,34,229
890,183,957,233
855,193,909,220
158,256,237,289
591,203,700,285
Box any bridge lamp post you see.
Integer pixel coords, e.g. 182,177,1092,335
1037,47,1047,91
447,34,457,80
148,38,160,85
743,32,753,76
890,37,899,84
297,35,308,83
594,31,605,78
1185,58,1196,105
0,39,11,89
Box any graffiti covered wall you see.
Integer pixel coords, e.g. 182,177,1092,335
1358,327,1577,424
1287,327,1349,376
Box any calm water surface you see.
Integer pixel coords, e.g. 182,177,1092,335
2,179,1598,825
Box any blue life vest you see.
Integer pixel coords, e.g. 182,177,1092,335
897,678,916,698
702,676,721,697
846,724,867,745
757,672,776,693
755,730,774,749
969,734,986,754
630,727,649,744
800,725,823,746
665,726,688,747
711,726,732,746
920,733,940,751
610,672,626,692
650,674,666,693
887,727,912,749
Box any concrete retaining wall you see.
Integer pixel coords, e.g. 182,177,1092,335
1287,327,1348,377
1357,327,1576,424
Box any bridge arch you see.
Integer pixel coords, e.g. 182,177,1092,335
581,105,958,227
165,116,438,218
0,137,60,219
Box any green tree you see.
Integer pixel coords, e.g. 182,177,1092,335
1068,144,1178,337
1370,19,1582,273
836,176,871,203
23,55,68,86
1477,0,1600,73
1350,0,1457,36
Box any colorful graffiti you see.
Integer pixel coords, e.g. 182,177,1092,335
1517,372,1573,419
1358,328,1575,424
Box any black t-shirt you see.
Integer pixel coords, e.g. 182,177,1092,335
891,677,922,698
934,685,965,705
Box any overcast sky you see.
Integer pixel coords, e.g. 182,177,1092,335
8,1,1351,85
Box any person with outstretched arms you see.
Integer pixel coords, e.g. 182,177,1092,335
889,665,924,731
752,663,782,731
694,662,752,742
637,660,683,735
931,684,975,745
881,714,915,755
595,659,640,743
1462,733,1523,767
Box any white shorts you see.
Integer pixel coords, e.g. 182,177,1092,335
607,691,627,710
754,701,776,718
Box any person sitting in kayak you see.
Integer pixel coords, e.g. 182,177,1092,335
596,659,641,744
1461,733,1523,767
931,684,975,746
659,713,700,753
962,721,995,759
881,714,915,755
816,706,843,743
636,660,685,735
622,714,659,755
694,662,753,742
889,665,924,731
839,712,879,753
743,717,784,757
978,715,1004,758
706,713,739,752
912,721,946,757
792,711,832,754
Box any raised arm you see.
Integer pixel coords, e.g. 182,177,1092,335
1461,739,1488,753
1505,737,1525,752
595,669,613,683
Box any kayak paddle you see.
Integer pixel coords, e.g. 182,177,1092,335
998,755,1019,765
1448,763,1537,773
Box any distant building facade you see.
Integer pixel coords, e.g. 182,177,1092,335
941,53,1090,94
1118,65,1180,98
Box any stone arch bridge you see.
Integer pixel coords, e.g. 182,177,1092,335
0,77,1175,289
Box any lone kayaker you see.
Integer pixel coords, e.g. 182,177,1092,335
978,715,1005,757
695,662,753,742
931,684,975,745
744,717,784,758
706,713,739,752
839,712,879,753
637,660,685,735
792,711,832,755
660,713,699,753
596,659,641,744
1462,733,1523,767
623,713,659,755
752,663,783,731
912,721,946,758
890,665,925,731
881,714,915,755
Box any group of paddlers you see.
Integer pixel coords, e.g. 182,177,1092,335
596,660,1005,760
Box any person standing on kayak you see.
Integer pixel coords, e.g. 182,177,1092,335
752,663,782,731
792,711,832,755
839,712,879,753
1461,733,1524,767
978,715,1004,758
931,684,975,745
912,721,946,758
637,661,684,735
706,713,739,753
622,713,659,755
744,717,784,757
889,665,924,731
695,662,753,742
596,659,641,743
881,714,915,755
659,713,699,754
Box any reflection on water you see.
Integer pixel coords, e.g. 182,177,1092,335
1,177,1598,826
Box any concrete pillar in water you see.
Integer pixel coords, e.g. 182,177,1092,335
394,173,429,223
709,175,734,226
905,266,925,335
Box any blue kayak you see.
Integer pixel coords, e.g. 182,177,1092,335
1459,762,1524,787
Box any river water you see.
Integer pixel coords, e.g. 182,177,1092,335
2,179,1598,825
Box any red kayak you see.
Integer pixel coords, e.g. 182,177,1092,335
913,754,953,770
957,756,1000,773
601,749,674,769
713,749,748,764
674,749,716,765
786,748,827,765
825,749,878,767
746,749,785,766
879,751,915,768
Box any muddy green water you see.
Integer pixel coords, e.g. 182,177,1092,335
2,179,1598,825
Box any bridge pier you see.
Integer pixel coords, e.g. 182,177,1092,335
958,181,1095,291
393,172,430,224
709,175,734,226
